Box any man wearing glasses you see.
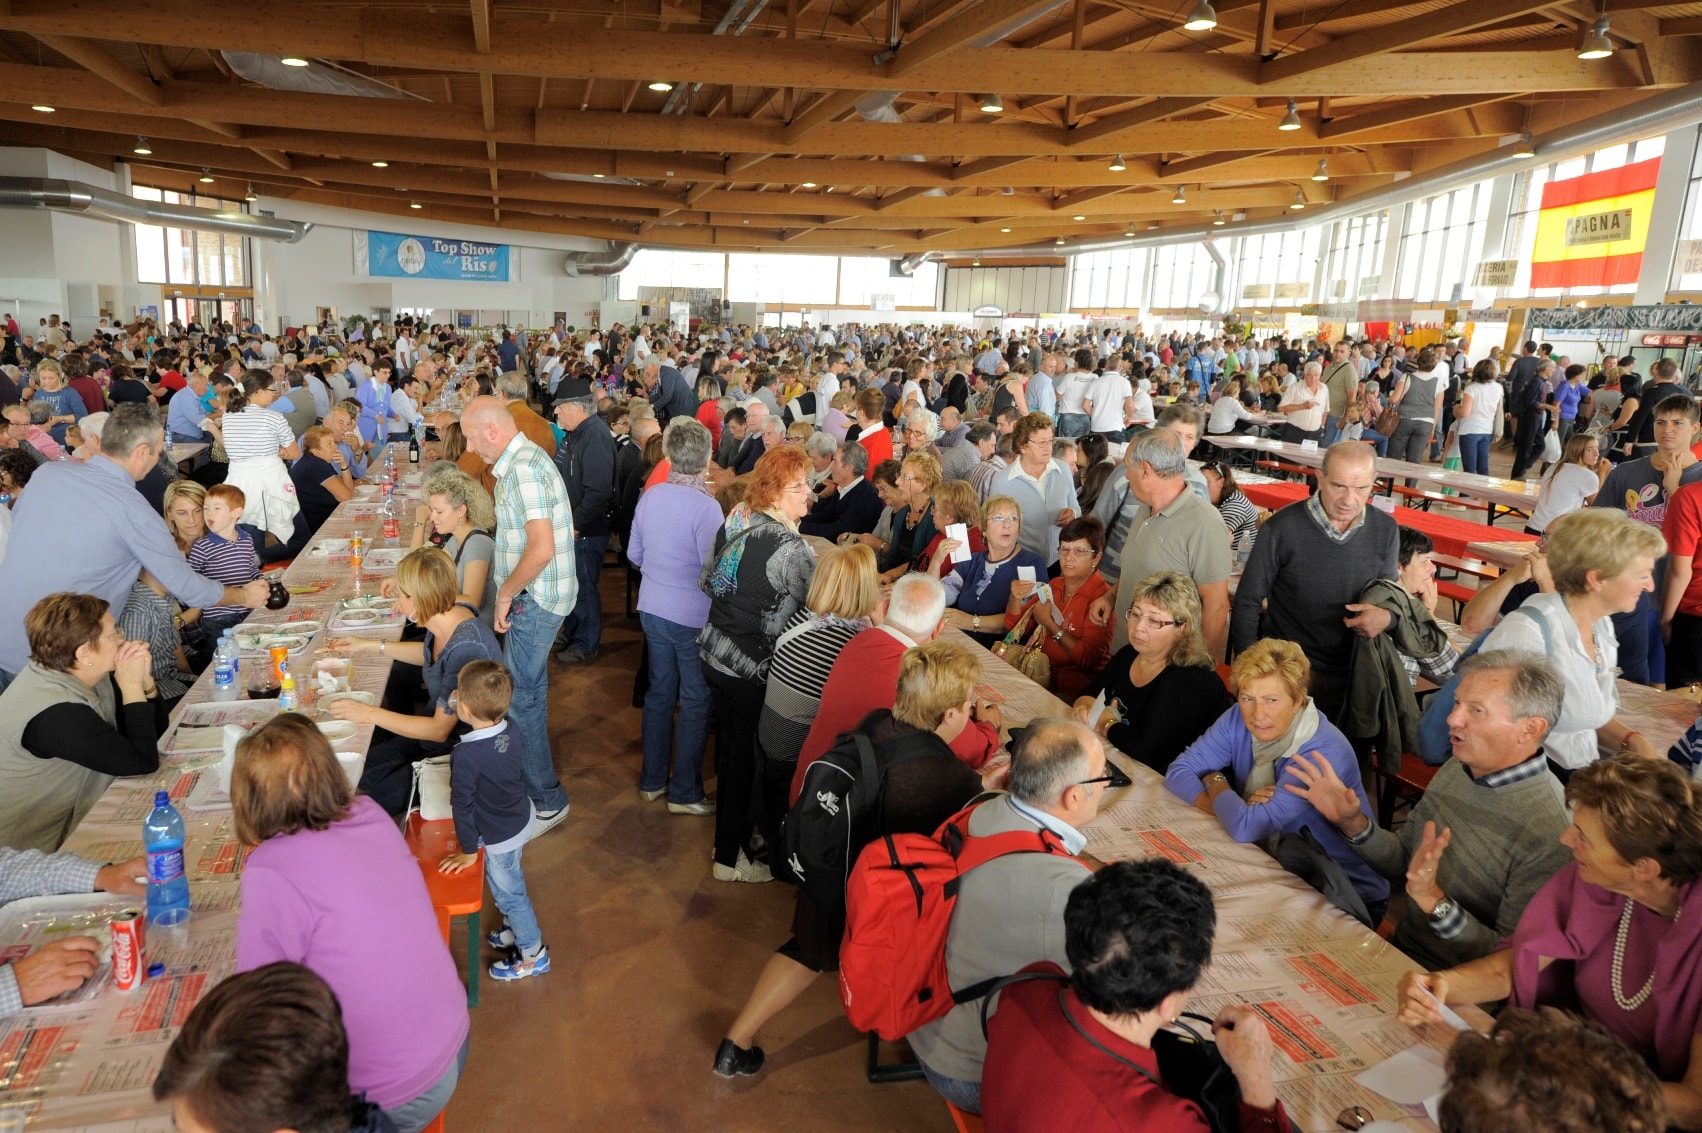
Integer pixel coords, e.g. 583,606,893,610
909,718,1106,1116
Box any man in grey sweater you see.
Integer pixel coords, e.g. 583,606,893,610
908,719,1100,1114
1283,650,1571,971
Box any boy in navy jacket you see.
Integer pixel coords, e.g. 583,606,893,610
437,660,549,981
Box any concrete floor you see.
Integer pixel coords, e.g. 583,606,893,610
441,575,952,1133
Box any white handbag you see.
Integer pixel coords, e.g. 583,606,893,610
406,754,455,821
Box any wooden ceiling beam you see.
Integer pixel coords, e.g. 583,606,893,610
886,0,1069,77
1273,0,1424,32
1319,94,1515,138
1160,150,1274,177
1065,97,1214,147
1259,0,1573,83
0,2,1682,97
32,34,162,104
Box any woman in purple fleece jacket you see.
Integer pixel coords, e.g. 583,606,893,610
231,715,469,1133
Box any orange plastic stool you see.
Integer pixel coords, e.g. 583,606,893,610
946,1102,985,1133
405,813,484,1006
420,1114,445,1133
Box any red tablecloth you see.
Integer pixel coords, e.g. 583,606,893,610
1239,482,1539,559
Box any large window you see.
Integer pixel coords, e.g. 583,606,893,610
1147,243,1220,310
838,257,938,307
131,187,249,287
1234,228,1322,307
618,251,938,307
1392,181,1493,304
726,254,840,305
617,249,725,300
1505,134,1667,297
1069,248,1150,310
1668,130,1702,292
1323,212,1387,302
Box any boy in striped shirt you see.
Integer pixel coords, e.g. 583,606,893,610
188,483,261,636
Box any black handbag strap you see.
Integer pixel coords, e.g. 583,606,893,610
1057,988,1166,1089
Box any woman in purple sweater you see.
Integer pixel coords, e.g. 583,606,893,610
231,715,469,1133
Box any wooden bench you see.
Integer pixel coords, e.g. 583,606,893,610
1390,485,1491,514
1253,459,1314,482
1376,752,1440,830
1429,553,1497,618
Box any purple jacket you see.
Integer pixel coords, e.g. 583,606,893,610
629,480,722,628
236,796,469,1110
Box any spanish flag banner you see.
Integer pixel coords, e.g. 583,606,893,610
1529,156,1661,289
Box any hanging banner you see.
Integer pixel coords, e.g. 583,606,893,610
1472,260,1518,287
1529,157,1659,289
354,231,512,281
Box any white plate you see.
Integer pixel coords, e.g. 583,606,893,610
0,893,139,1007
309,538,351,557
337,609,381,625
245,619,320,638
318,690,377,710
316,719,358,743
363,548,406,569
236,633,311,654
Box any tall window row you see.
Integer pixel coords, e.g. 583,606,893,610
131,186,250,288
617,250,938,307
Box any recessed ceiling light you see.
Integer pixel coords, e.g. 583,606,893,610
1182,0,1217,31
280,56,310,67
980,93,1004,114
972,257,981,266
1512,131,1537,159
409,201,422,209
1055,236,1066,245
372,160,389,168
133,136,152,155
1108,154,1126,172
1072,214,1086,221
1278,99,1302,131
198,168,215,183
244,183,259,202
1000,227,1012,233
648,80,673,91
801,181,817,188
30,105,54,113
1172,184,1187,204
1213,210,1226,225
593,173,605,178
1312,158,1329,181
1577,16,1613,60
1290,189,1306,209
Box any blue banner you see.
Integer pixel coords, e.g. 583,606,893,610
363,230,511,281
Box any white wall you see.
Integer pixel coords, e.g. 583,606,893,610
941,266,1069,315
0,147,132,329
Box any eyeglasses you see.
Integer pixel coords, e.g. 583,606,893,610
1201,461,1226,478
986,513,1020,524
1077,773,1117,789
782,482,812,494
1126,611,1179,630
1335,1106,1373,1130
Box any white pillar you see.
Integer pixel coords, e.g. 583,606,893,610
1634,125,1700,305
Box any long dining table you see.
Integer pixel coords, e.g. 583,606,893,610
0,451,423,1132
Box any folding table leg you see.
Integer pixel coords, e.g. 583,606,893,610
466,911,480,1007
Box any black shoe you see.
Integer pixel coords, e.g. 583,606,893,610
712,1038,765,1078
554,645,598,665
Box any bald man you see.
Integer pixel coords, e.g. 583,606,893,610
460,396,575,834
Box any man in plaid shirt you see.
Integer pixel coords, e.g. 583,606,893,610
462,397,577,836
0,847,146,1013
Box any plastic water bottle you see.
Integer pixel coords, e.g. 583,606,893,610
384,445,397,483
381,495,400,542
277,661,298,713
143,791,192,927
211,630,238,701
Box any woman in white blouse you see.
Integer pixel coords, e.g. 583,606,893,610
1205,378,1255,436
1525,432,1610,534
1480,508,1666,778
218,372,301,544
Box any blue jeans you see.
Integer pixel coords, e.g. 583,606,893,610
1323,415,1344,448
503,593,569,813
639,612,711,803
1056,412,1090,438
919,1058,982,1114
1459,433,1492,476
1361,428,1389,457
485,842,542,954
560,534,610,654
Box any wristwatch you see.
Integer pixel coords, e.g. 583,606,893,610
1052,629,1065,642
972,615,982,631
1428,896,1456,924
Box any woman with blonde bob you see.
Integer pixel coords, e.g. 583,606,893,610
403,463,499,627
1480,507,1665,777
1165,638,1389,922
231,715,470,1133
715,640,993,1080
1401,754,1702,1127
327,546,504,814
1075,571,1234,774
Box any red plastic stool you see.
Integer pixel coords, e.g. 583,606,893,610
405,813,483,1007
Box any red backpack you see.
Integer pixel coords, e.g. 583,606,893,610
838,799,1087,1040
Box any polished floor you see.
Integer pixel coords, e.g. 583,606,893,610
442,573,951,1132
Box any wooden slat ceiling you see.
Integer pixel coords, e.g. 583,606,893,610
0,0,1700,255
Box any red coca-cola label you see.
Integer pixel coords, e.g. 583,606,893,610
383,516,400,539
111,909,145,991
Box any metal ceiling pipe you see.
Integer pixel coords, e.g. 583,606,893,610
0,177,312,242
961,77,1702,260
660,0,770,116
898,250,944,274
564,242,639,276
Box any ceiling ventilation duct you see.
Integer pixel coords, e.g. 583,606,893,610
220,53,416,99
897,250,944,274
564,242,639,277
0,177,312,242
540,172,643,187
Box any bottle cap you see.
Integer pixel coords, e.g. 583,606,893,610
154,789,170,806
147,962,166,978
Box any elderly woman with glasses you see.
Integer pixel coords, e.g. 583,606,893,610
0,592,166,852
1165,637,1389,924
1075,571,1232,774
699,445,817,884
1400,754,1702,1129
937,493,1048,648
1005,516,1114,699
879,451,944,583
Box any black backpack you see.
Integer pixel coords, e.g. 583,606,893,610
780,715,944,917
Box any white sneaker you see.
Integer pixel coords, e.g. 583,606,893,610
712,851,773,884
529,804,570,840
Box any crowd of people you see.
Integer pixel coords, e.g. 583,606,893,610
1,308,1700,1131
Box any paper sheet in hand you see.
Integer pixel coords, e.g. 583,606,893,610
1088,690,1107,728
1353,1044,1447,1105
1016,565,1037,583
